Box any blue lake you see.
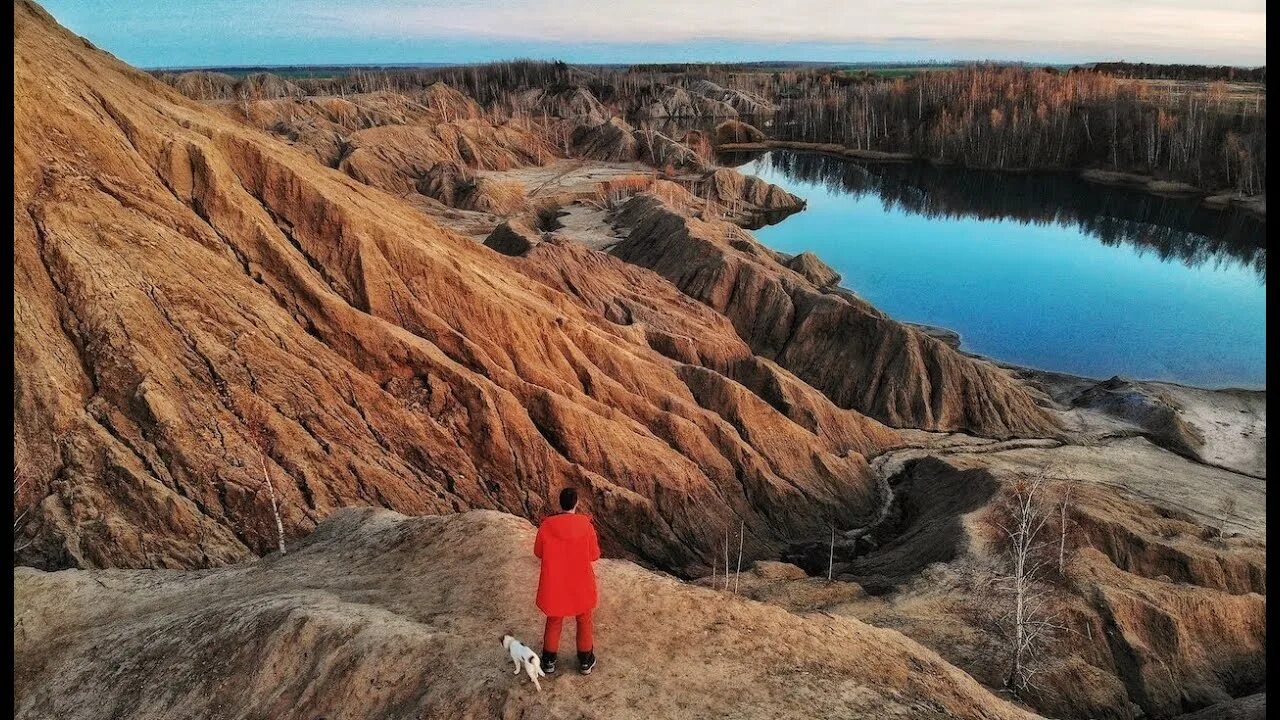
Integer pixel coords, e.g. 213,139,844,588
738,151,1266,389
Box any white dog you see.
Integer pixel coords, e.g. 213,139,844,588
501,635,546,692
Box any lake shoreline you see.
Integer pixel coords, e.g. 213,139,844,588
718,140,1267,218
906,319,1266,477
741,149,1265,391
909,319,1266,394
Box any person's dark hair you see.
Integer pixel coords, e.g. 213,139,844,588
559,487,579,511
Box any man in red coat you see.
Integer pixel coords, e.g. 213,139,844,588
535,487,600,675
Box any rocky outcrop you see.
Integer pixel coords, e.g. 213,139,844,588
338,120,548,194
1084,565,1265,718
413,160,530,216
689,80,776,116
692,167,806,217
631,81,772,120
416,81,488,121
163,70,302,101
164,70,237,101
608,195,1060,438
223,83,537,187
231,84,482,135
569,116,640,162
785,251,841,287
568,117,705,170
634,128,706,169
13,509,1040,720
714,119,768,146
511,85,608,122
1071,376,1206,459
632,84,739,119
14,1,901,574
237,72,305,100
414,160,474,206
1068,489,1264,595
483,219,546,256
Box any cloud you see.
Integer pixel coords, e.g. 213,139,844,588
306,0,1264,54
40,0,1268,66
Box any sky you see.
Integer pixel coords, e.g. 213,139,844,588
40,0,1267,69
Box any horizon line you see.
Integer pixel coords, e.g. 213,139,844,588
141,58,1267,73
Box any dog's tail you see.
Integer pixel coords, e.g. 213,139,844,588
533,656,546,678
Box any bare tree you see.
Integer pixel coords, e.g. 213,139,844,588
14,462,33,552
994,470,1065,695
243,408,289,558
827,524,835,581
734,520,744,594
1058,484,1072,576
260,456,286,556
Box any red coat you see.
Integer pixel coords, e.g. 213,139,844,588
534,512,600,617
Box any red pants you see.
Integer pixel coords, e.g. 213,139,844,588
542,612,593,654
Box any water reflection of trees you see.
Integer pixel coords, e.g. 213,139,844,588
753,151,1266,281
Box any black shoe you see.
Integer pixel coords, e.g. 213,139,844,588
541,651,557,675
577,650,597,675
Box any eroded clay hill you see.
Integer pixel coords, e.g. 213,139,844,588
607,196,1058,438
14,0,1061,574
14,0,907,573
225,83,553,190
13,508,1040,720
209,83,1058,440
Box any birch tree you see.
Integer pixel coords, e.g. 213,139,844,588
995,470,1065,695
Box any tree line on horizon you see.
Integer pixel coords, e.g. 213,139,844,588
157,59,1266,194
1072,62,1266,84
772,65,1265,194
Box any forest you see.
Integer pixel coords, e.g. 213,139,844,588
1072,61,1266,83
771,66,1266,193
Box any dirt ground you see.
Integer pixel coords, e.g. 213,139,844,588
14,509,1040,720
